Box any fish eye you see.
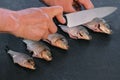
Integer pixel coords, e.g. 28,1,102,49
27,59,34,65
43,49,51,56
105,23,110,28
61,38,66,42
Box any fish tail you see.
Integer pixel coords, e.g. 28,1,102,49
7,50,16,57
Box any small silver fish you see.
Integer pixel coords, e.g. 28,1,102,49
8,50,35,70
59,25,92,40
23,39,52,61
44,33,69,50
84,18,112,34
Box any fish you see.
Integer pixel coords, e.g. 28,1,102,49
44,33,69,50
23,39,52,61
8,50,35,70
83,18,112,34
59,25,92,40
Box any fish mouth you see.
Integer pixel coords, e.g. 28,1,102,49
78,32,92,40
23,59,36,70
94,22,112,34
55,39,69,50
84,35,92,40
99,24,112,34
41,50,52,61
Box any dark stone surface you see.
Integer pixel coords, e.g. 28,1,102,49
0,0,120,80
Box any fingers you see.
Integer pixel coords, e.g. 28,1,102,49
78,0,94,9
41,6,66,24
40,6,65,34
25,27,49,41
65,2,76,12
72,1,81,11
48,19,57,33
41,13,57,34
51,6,66,24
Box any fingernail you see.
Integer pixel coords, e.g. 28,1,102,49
62,17,66,24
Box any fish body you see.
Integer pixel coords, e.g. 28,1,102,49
8,50,35,70
44,33,69,50
84,18,112,34
59,25,92,40
23,39,52,61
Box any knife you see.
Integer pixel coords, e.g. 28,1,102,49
60,7,117,27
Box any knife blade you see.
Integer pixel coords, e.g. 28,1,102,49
63,7,117,27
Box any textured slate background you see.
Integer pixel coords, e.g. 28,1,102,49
0,0,120,80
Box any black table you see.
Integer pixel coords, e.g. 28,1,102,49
0,0,120,80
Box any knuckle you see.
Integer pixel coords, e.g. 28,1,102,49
39,22,49,30
41,14,49,21
43,32,49,39
42,25,49,30
55,6,63,11
50,26,57,33
34,33,42,41
53,28,57,33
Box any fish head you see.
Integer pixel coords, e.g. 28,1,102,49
40,49,52,61
89,18,112,34
23,59,35,70
55,38,69,50
76,26,92,40
48,33,69,50
98,19,112,34
77,30,92,40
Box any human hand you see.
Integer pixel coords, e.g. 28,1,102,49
42,0,94,13
5,6,65,41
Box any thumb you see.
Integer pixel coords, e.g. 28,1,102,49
41,6,66,24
